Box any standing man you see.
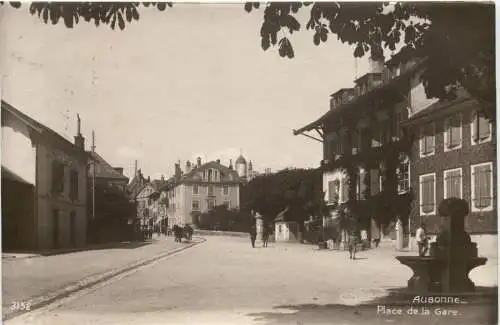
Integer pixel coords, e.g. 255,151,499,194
416,223,428,256
348,229,359,260
249,225,257,248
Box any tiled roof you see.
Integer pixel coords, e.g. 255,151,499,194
88,152,129,181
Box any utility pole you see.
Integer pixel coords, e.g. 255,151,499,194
92,130,96,220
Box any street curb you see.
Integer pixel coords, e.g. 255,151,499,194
2,241,155,261
2,237,206,322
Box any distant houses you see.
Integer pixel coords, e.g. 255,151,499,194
1,101,89,250
293,57,496,254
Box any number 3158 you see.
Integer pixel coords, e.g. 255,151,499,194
11,301,31,311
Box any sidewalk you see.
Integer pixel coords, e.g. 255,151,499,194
2,237,201,319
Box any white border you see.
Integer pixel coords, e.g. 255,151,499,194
419,122,435,158
443,167,463,199
419,172,436,216
470,162,494,212
443,113,462,152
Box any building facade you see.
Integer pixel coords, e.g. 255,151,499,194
402,92,496,253
2,101,88,250
162,158,242,227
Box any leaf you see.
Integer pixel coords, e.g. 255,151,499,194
244,2,252,12
126,6,132,21
132,7,139,20
270,31,277,45
63,10,73,28
261,36,270,51
118,12,125,30
157,2,166,11
9,1,21,9
313,32,320,45
354,42,365,57
253,2,259,9
111,14,116,29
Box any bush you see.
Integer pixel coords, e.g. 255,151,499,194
195,205,252,232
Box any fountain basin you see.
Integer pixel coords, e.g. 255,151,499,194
396,256,487,293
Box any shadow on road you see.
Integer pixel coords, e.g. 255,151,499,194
3,241,154,257
247,286,498,325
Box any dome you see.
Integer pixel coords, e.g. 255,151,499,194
235,155,247,165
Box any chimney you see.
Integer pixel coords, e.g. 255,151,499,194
161,174,165,181
368,56,384,73
113,167,124,175
186,160,192,174
147,176,151,182
216,159,220,164
229,159,233,170
196,157,202,167
175,162,182,180
134,160,138,176
74,113,85,150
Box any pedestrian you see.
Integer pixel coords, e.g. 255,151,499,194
262,225,270,247
348,229,359,260
416,223,428,256
249,225,257,248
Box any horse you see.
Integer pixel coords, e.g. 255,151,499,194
172,225,183,242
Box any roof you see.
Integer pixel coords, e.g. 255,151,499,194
159,161,242,191
235,155,246,164
88,152,129,181
354,72,382,84
1,100,88,158
401,91,474,128
330,88,355,97
293,59,426,136
1,166,34,185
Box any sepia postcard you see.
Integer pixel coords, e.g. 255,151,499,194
0,1,497,325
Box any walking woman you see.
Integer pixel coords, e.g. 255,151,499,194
262,224,270,247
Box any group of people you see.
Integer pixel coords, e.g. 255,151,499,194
249,224,272,248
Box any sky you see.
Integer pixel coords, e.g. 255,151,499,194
0,3,371,180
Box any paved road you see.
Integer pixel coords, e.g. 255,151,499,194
2,239,186,316
5,237,497,325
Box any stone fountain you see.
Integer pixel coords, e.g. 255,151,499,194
396,198,487,293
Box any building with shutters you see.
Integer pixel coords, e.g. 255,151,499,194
1,101,89,251
293,55,496,254
401,90,496,252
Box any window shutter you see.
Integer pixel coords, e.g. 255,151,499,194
478,114,491,140
450,116,461,147
359,171,367,199
370,169,380,196
422,178,430,213
341,177,349,202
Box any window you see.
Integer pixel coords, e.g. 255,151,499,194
222,185,229,196
208,185,214,196
51,161,65,193
192,184,199,195
356,169,367,200
471,162,493,211
340,131,349,155
419,173,436,215
351,129,359,154
207,199,216,210
341,175,349,203
223,201,231,209
370,169,380,196
397,158,410,193
419,123,435,157
444,114,462,151
192,200,200,211
207,169,213,181
328,180,340,203
471,111,492,145
393,110,406,140
444,168,462,199
69,170,79,200
337,133,345,156
358,127,370,151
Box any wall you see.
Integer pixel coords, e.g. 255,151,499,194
36,141,88,249
410,102,497,234
180,182,241,225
